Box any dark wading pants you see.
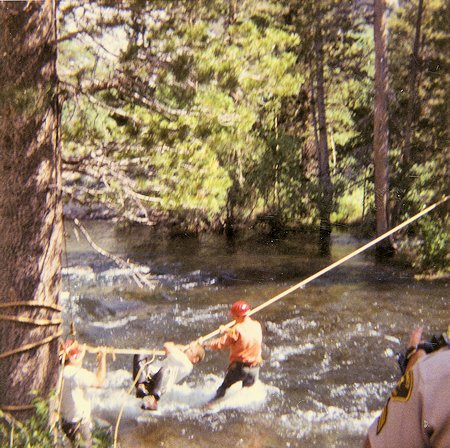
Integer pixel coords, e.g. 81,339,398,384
61,419,92,448
215,361,260,399
133,354,171,400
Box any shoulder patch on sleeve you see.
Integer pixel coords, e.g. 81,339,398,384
377,397,390,434
391,370,414,402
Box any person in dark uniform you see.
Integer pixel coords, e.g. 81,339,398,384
133,341,205,411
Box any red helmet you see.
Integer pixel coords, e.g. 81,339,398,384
59,339,81,362
230,300,251,317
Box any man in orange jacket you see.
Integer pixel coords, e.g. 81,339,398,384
202,300,263,402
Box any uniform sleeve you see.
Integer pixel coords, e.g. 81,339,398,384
207,327,239,351
368,369,427,448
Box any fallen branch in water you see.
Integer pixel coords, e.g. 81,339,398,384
72,218,157,290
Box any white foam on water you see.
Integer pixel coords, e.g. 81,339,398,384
89,369,141,421
201,379,278,415
90,315,137,329
279,404,380,438
383,334,401,344
89,370,278,424
266,319,318,338
275,380,393,439
270,343,315,364
63,265,158,288
348,322,380,338
62,266,96,281
103,368,131,388
177,282,198,290
173,277,217,291
90,386,142,421
320,353,331,371
330,381,391,401
158,270,217,290
173,304,228,326
98,266,151,280
328,381,393,415
59,291,82,316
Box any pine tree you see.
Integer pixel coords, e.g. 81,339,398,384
0,0,62,417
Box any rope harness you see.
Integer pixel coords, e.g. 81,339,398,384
0,302,63,361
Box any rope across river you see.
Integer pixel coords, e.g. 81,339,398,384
103,195,448,448
81,195,448,354
1,196,446,447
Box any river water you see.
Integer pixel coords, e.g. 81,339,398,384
62,222,449,448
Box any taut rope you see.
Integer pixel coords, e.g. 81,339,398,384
198,195,449,343
54,196,447,447
84,345,164,357
66,196,448,353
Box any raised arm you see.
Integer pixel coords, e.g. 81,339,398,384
93,349,107,387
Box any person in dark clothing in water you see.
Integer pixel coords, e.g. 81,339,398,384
133,341,205,411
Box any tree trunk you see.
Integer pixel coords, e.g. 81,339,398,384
314,25,333,256
373,0,394,257
226,0,237,28
393,0,424,223
0,0,62,417
309,61,320,163
403,0,424,165
225,183,237,239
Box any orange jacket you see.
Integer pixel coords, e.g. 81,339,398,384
207,317,262,366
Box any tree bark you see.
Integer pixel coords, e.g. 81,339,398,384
393,0,424,224
226,0,237,28
225,182,237,239
0,0,62,417
403,0,424,165
373,0,394,257
314,23,333,256
309,61,320,165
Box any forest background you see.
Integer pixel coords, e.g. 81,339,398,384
58,0,448,272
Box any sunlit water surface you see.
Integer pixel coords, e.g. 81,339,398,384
62,222,449,448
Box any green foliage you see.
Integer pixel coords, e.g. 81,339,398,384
56,0,447,271
0,395,112,448
0,397,53,448
331,188,365,224
154,139,231,216
59,0,303,227
411,217,449,273
389,0,448,219
92,424,113,448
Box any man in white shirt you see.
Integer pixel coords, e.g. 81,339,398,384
59,340,107,447
133,341,205,411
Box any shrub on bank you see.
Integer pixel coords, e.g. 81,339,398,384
0,396,112,448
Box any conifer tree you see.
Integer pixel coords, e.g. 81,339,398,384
0,0,62,416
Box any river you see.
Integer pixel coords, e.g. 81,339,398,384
61,221,449,448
